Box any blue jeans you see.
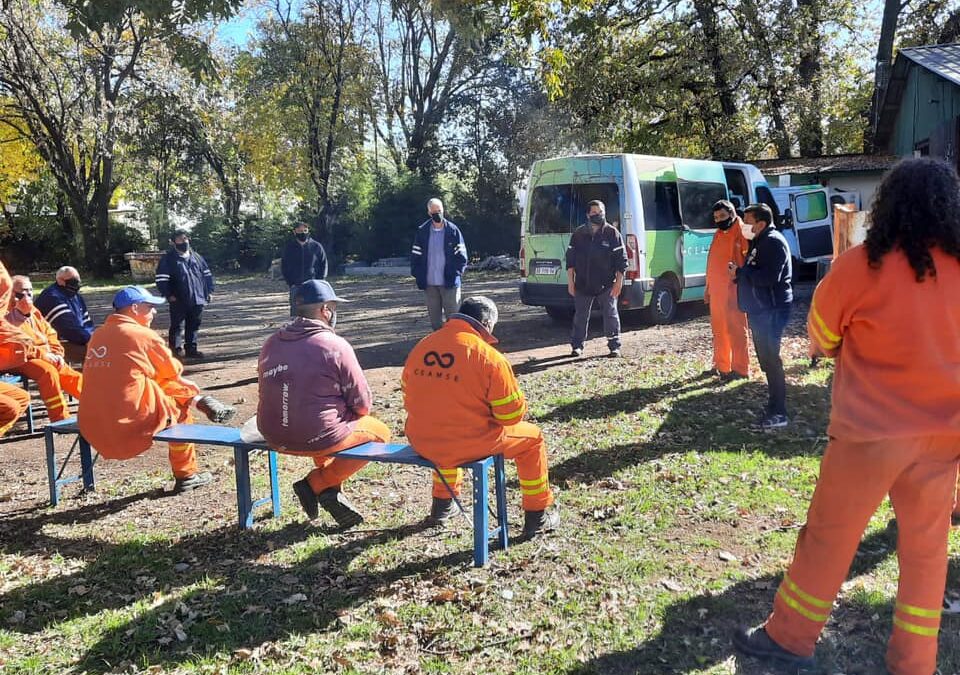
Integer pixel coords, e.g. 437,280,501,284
748,307,791,416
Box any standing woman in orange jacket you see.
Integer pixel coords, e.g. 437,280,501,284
734,158,960,674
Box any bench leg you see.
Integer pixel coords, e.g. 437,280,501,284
79,437,95,492
472,465,490,567
494,455,508,552
45,428,58,506
268,451,281,519
234,447,254,530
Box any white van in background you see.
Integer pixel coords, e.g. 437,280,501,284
769,186,861,263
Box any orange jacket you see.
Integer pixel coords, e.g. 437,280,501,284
809,244,960,441
705,220,748,303
78,313,200,459
0,264,34,368
402,317,527,458
0,308,65,370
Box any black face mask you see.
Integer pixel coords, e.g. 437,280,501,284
588,214,605,226
63,279,81,294
175,242,189,253
430,213,443,223
295,232,308,242
717,217,733,231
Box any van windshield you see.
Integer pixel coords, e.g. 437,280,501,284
529,183,620,234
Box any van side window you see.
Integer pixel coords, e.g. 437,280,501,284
530,183,620,234
678,181,727,229
639,180,682,230
794,192,829,222
723,168,749,208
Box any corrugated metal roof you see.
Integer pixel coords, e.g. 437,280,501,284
751,154,898,175
875,43,960,147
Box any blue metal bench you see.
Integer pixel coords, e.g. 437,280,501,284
334,443,509,567
44,423,509,567
45,419,281,530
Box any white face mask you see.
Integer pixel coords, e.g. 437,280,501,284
740,220,756,240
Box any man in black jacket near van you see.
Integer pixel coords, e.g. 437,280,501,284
281,222,328,316
566,200,628,357
731,203,793,430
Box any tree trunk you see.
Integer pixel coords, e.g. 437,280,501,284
692,0,744,159
796,0,824,157
864,0,902,152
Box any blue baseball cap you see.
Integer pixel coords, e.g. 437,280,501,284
294,280,347,305
113,285,166,310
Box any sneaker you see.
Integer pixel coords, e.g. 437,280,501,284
698,368,721,379
732,625,816,668
425,497,457,526
195,395,237,424
317,487,364,529
570,347,583,357
293,478,319,520
173,471,213,493
609,348,622,358
760,414,789,430
944,595,960,615
522,506,560,538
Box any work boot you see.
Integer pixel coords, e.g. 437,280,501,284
195,395,236,424
185,346,204,360
522,506,560,538
173,346,184,361
173,471,213,493
317,487,364,529
425,497,457,526
732,625,816,668
293,478,319,520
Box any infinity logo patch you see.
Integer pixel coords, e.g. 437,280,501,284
423,351,455,368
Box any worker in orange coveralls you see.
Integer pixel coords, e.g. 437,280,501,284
78,286,236,492
733,158,960,674
0,275,82,422
704,200,750,381
402,296,559,537
0,265,32,435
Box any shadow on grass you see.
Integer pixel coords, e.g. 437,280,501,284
546,378,831,486
567,523,909,674
0,503,473,673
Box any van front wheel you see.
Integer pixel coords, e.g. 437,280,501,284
646,279,678,325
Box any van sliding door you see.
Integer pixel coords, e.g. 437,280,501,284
674,160,728,288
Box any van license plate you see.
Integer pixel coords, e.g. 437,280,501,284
535,265,559,276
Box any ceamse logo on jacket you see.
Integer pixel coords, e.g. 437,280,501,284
412,351,459,381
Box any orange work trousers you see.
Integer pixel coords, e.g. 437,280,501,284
420,421,554,512
164,387,198,479
0,381,30,436
708,287,749,376
764,435,960,674
297,416,392,495
12,359,82,422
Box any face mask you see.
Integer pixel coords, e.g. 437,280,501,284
295,232,308,242
175,242,189,253
716,217,733,231
64,279,80,294
14,294,32,315
589,214,605,226
740,221,756,240
430,213,443,223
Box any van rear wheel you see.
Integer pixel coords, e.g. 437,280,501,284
545,305,574,322
645,279,677,325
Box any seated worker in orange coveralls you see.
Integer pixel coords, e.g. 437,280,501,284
704,200,750,381
733,158,960,674
402,296,559,537
0,275,82,422
78,286,236,492
0,266,33,435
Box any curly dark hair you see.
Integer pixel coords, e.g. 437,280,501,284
866,158,960,281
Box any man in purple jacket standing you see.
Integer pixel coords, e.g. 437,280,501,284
256,280,391,528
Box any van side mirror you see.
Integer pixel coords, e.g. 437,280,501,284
782,208,794,230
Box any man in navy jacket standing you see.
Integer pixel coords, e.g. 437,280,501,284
410,198,468,331
731,203,793,430
155,229,215,360
281,222,328,316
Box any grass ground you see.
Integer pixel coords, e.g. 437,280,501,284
1,276,959,674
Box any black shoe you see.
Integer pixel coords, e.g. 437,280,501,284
732,626,816,668
173,347,184,361
727,372,748,381
609,348,622,358
173,471,213,493
185,347,204,360
195,395,236,424
293,478,319,520
317,487,364,529
523,507,559,538
698,368,720,379
570,347,583,357
425,497,457,526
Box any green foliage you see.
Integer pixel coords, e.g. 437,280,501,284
359,171,440,261
188,212,289,272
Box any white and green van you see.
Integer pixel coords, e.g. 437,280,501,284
518,153,781,324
